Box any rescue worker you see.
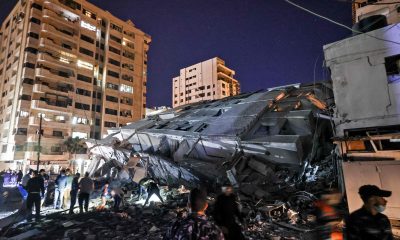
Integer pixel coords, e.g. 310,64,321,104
69,172,80,214
213,184,245,240
144,180,164,206
164,188,225,240
63,169,74,209
346,185,393,240
26,171,45,221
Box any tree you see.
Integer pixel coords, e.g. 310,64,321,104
64,137,86,172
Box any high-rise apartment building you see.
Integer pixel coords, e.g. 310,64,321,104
0,0,150,170
172,57,240,108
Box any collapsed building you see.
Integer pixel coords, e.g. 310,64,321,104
86,82,336,201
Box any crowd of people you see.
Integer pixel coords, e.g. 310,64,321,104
1,167,395,240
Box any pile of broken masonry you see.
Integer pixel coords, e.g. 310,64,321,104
0,183,329,240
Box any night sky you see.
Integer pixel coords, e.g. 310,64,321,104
0,0,352,107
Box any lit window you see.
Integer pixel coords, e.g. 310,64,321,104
59,57,70,64
19,111,29,118
72,117,88,125
77,60,93,70
120,84,133,93
72,131,88,139
80,21,96,31
55,115,65,122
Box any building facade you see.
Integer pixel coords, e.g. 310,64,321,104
352,0,400,24
172,57,240,108
0,0,150,170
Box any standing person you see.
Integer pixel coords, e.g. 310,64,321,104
21,169,33,189
78,172,94,213
63,169,73,209
0,172,4,205
100,181,111,208
144,181,164,206
111,187,123,211
39,169,49,207
26,171,45,221
346,185,393,240
17,170,23,185
69,172,80,214
53,170,67,209
164,188,225,240
213,185,245,240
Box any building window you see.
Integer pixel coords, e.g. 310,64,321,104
79,47,94,57
122,74,133,82
122,63,134,71
77,60,93,70
222,91,226,96
2,145,7,153
16,128,27,135
31,3,43,10
72,117,88,125
80,34,94,44
76,88,91,97
77,74,92,83
120,84,133,93
19,111,29,117
28,32,39,39
108,58,120,67
20,94,31,101
110,34,122,44
23,62,35,69
83,9,96,20
107,70,119,78
105,108,118,115
30,17,41,25
122,50,134,60
25,47,38,54
109,46,121,55
110,23,122,33
22,78,34,85
104,121,117,128
106,83,119,91
385,54,400,83
59,0,81,10
52,131,63,137
222,83,226,88
120,97,133,105
75,102,90,110
106,95,118,103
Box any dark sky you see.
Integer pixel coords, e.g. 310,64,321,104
0,0,352,107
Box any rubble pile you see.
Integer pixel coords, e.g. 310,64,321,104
0,187,322,240
86,82,336,200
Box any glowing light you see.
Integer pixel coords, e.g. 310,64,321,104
77,60,93,70
59,57,70,64
80,21,96,31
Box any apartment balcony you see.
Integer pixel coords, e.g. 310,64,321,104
41,23,78,42
33,83,72,98
37,53,75,70
39,38,77,55
25,151,69,161
29,116,70,129
42,9,77,29
35,68,73,84
31,99,72,113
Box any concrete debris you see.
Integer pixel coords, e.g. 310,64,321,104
86,83,336,201
0,187,323,240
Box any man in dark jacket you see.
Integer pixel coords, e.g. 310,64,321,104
213,185,245,240
26,171,45,221
346,185,393,240
54,170,67,209
69,172,80,214
144,181,164,206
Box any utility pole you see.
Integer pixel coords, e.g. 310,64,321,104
36,114,43,172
